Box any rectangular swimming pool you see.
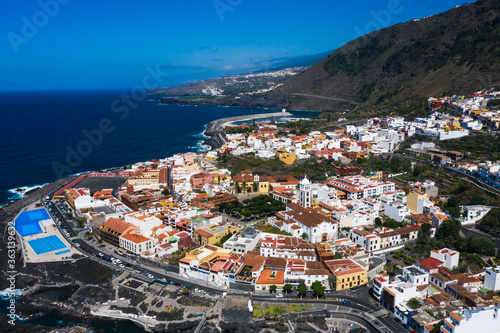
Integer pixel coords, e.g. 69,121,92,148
15,208,50,237
55,249,71,255
28,235,67,255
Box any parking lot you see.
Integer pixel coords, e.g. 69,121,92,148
74,176,129,196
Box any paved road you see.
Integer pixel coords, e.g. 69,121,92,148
292,93,356,104
250,293,403,333
42,190,404,332
443,165,500,196
43,195,226,294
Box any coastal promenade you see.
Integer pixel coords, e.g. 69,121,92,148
203,111,292,149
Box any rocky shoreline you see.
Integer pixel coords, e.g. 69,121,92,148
158,90,292,110
0,108,318,332
201,111,294,150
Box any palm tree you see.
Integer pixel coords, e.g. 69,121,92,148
85,231,93,239
183,287,189,296
407,298,422,310
328,275,337,291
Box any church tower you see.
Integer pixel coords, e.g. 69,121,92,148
299,175,311,208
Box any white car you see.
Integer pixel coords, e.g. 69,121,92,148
115,259,122,264
195,288,200,293
119,264,125,268
275,294,284,298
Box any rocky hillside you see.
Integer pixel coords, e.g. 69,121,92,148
281,0,500,113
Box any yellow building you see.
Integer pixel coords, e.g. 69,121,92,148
356,152,366,159
276,150,296,165
255,269,285,291
324,258,367,291
159,199,174,209
450,121,462,131
407,191,428,214
313,134,327,140
233,170,270,194
193,223,240,245
210,173,232,184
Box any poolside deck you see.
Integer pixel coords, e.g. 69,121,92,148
16,207,79,263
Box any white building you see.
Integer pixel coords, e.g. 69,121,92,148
460,205,492,225
223,232,262,255
372,273,390,301
277,203,339,243
384,202,411,222
430,248,459,270
402,266,429,286
442,306,500,333
124,211,163,237
349,228,380,252
484,267,500,291
119,233,154,255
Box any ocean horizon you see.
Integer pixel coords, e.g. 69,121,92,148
0,89,319,205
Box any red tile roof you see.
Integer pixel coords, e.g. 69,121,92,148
419,257,443,271
121,233,150,244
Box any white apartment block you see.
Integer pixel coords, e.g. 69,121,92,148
484,267,500,291
430,248,459,270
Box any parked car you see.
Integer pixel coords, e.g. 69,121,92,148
276,294,284,298
342,300,351,304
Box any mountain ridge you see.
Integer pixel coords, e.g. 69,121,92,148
280,0,500,113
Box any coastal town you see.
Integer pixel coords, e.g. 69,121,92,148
5,87,500,333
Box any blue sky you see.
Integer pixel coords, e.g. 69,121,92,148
0,0,469,90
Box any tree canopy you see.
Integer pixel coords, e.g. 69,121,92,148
407,298,422,310
468,237,496,256
311,281,325,298
298,282,307,297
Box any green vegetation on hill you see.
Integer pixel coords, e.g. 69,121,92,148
480,208,500,230
281,0,500,113
219,155,285,173
324,38,392,78
442,179,499,218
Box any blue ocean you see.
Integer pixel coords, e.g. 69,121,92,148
0,90,319,205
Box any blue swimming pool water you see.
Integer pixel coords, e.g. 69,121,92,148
15,208,50,237
28,235,67,255
54,249,71,255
